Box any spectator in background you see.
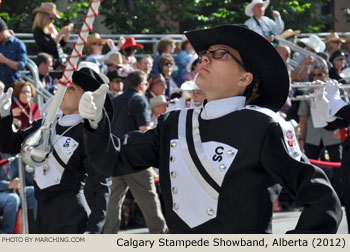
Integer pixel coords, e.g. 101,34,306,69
175,38,195,84
85,33,124,74
244,0,284,43
0,152,37,234
325,33,345,59
149,95,168,126
158,54,178,97
152,37,176,75
32,2,73,70
329,50,348,82
35,52,57,94
184,55,199,81
120,37,143,70
145,74,167,102
137,55,153,77
103,70,167,234
104,52,129,75
107,69,126,98
0,18,27,89
280,29,300,44
11,81,41,130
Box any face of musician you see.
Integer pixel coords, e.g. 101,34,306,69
196,44,253,102
60,83,84,115
19,85,33,104
310,67,328,82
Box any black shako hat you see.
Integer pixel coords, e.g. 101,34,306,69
185,24,290,112
72,67,114,121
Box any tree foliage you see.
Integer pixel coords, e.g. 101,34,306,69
0,0,339,34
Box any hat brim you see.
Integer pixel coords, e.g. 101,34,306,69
121,43,144,50
326,38,346,43
245,0,270,17
72,70,114,121
185,24,289,112
33,8,61,19
87,38,106,46
281,30,300,39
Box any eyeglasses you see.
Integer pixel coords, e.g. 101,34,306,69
312,73,325,77
111,79,123,83
20,90,31,94
330,41,342,44
163,62,173,67
198,48,246,69
335,57,346,61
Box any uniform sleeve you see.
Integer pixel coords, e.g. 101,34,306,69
0,114,41,154
260,122,342,233
84,110,160,177
83,152,111,234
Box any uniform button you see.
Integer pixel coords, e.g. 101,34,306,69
43,164,48,169
66,151,71,155
293,151,300,157
219,164,226,171
173,203,179,210
207,208,215,216
171,171,176,178
172,187,177,194
170,141,177,148
227,150,234,157
54,178,59,183
72,143,77,147
170,155,175,163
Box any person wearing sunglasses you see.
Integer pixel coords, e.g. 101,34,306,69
32,2,73,70
157,54,178,97
85,33,125,74
329,50,349,82
79,24,342,233
298,65,342,202
325,33,345,59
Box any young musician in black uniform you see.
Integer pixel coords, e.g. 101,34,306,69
0,67,111,233
79,25,342,233
320,80,350,233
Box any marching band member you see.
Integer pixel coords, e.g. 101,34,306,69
79,25,342,233
0,66,111,233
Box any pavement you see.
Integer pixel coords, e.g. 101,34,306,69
119,208,348,234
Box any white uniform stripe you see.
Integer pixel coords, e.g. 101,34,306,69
178,110,218,200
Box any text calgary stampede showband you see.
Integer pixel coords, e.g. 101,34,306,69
115,237,346,249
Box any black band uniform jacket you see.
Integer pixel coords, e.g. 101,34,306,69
0,113,110,233
84,96,342,233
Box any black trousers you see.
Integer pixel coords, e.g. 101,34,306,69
35,191,88,234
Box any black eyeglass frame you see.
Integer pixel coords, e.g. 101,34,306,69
198,48,247,70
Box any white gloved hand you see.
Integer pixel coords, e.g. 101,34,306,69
79,84,109,129
0,86,13,118
310,85,328,128
325,79,347,119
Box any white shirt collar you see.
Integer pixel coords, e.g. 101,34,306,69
58,113,83,127
201,96,246,120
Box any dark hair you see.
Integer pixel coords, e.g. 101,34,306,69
126,70,147,89
149,74,166,90
157,53,175,73
157,37,175,54
36,52,53,66
181,40,190,51
241,58,260,105
191,58,200,71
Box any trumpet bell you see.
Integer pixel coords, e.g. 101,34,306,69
21,127,52,167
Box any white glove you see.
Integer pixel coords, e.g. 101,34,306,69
79,84,109,129
0,86,13,118
325,79,347,119
310,86,328,128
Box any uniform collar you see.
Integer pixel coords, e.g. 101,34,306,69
201,96,246,120
58,113,83,127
